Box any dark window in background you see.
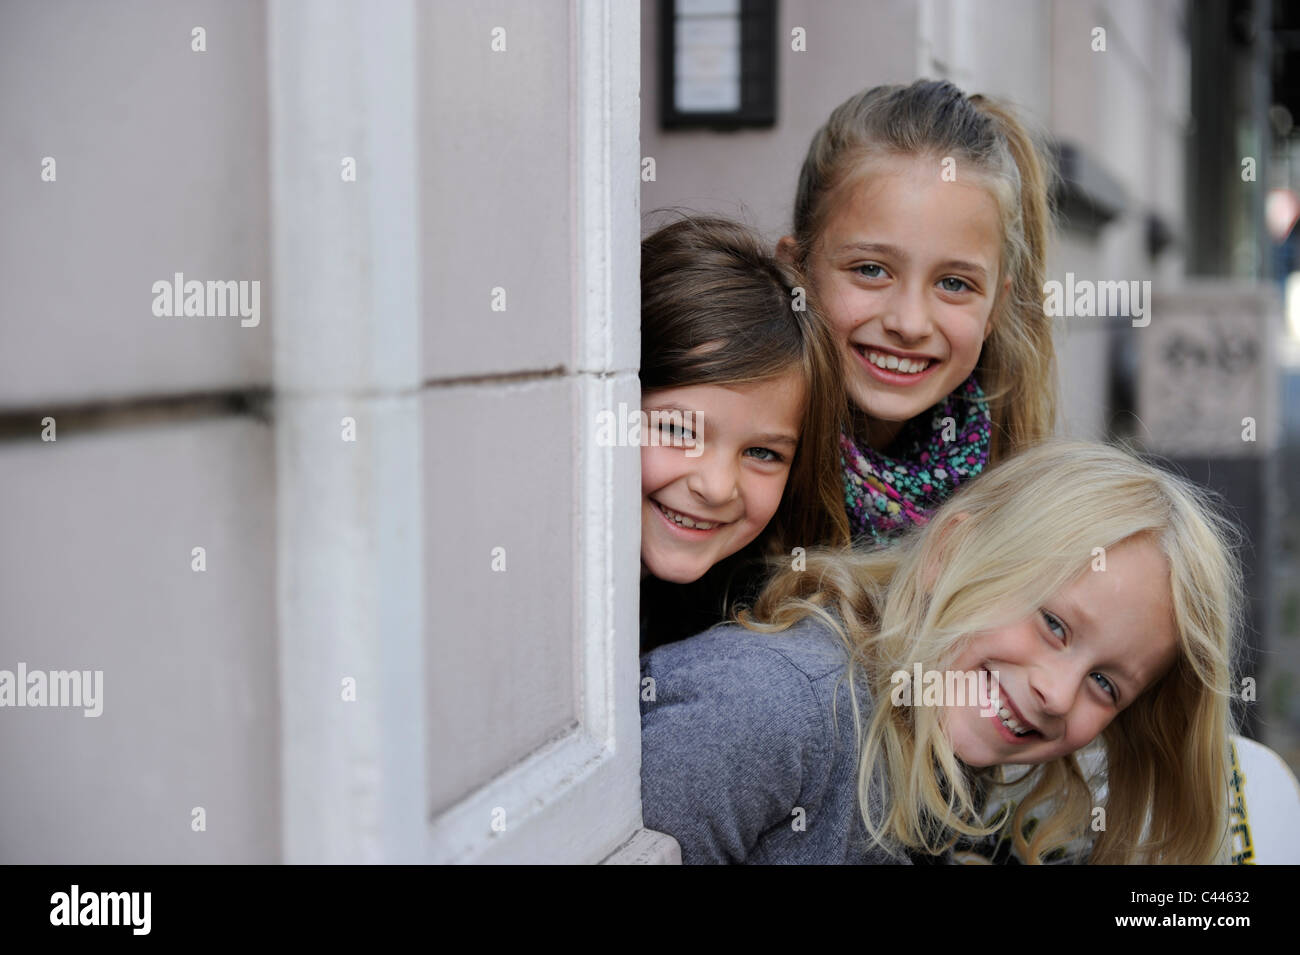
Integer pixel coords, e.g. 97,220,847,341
659,0,777,130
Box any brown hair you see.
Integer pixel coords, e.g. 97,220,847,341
641,214,851,554
789,79,1059,462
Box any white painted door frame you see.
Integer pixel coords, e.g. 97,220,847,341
270,0,669,864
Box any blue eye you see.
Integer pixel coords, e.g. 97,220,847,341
745,447,783,463
1091,672,1118,701
1041,609,1066,639
938,276,971,293
659,420,694,442
855,263,886,279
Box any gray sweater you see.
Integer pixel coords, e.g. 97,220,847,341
639,616,912,864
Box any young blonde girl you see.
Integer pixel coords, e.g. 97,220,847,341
779,79,1059,544
638,215,850,649
640,441,1243,864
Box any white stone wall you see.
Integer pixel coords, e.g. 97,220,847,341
0,0,277,863
1,0,645,864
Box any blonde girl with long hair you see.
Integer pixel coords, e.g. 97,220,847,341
778,79,1059,545
640,441,1243,864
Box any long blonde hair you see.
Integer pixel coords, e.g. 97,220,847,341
789,79,1058,463
739,441,1244,864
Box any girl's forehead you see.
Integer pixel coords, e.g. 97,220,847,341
831,153,1003,220
643,371,807,409
853,149,992,194
815,159,1005,268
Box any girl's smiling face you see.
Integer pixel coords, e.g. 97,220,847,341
939,536,1180,768
800,155,1008,449
640,372,805,584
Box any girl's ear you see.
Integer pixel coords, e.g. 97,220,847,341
776,235,799,266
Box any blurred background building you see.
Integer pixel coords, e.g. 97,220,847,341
0,0,1295,863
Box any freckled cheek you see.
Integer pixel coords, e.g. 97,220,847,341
816,278,869,332
823,301,861,341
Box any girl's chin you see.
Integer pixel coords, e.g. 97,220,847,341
854,383,940,416
641,544,711,584
644,562,707,585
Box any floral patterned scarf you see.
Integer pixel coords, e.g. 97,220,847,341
840,374,992,545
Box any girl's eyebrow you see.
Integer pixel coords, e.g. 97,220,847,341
833,241,989,279
834,240,902,258
937,260,990,280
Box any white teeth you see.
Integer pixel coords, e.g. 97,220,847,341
865,349,930,374
658,503,717,530
997,705,1033,736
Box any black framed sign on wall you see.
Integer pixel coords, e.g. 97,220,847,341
659,0,778,130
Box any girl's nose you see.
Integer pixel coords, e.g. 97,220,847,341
880,282,931,343
686,456,739,506
1027,661,1083,719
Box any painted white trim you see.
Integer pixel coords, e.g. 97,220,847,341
269,0,426,863
427,0,643,863
601,828,683,865
576,0,642,377
429,726,620,864
271,0,640,864
427,374,643,864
